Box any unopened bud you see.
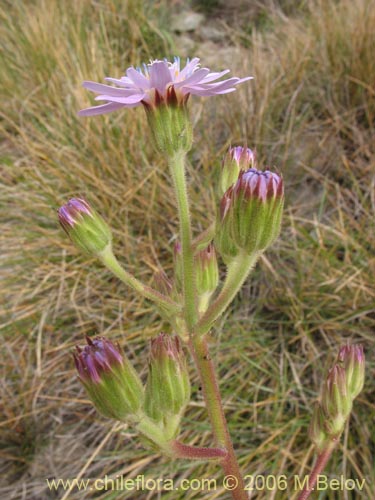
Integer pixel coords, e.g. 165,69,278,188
144,334,190,428
321,364,351,435
74,336,143,421
338,344,365,399
215,168,284,262
317,345,365,439
58,198,112,255
195,244,219,312
220,146,256,196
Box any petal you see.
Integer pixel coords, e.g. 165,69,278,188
185,78,247,94
78,102,126,116
199,70,231,83
174,68,210,88
105,77,136,87
234,76,254,85
187,87,237,97
180,57,200,77
149,61,173,91
82,81,140,96
126,67,150,90
94,93,145,104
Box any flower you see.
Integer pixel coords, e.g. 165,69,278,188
215,167,284,261
78,57,252,116
58,198,112,255
74,336,144,421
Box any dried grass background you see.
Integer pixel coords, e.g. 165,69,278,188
1,0,374,499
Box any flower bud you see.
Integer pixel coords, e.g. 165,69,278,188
219,146,256,196
338,344,365,399
74,336,143,421
58,198,112,255
144,334,190,426
143,89,193,155
309,403,328,452
321,364,351,435
215,168,284,261
195,244,219,312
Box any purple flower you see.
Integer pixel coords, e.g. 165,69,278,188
78,57,252,116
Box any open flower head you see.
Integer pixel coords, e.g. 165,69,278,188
78,57,252,116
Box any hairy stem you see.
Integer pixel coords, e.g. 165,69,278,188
169,150,198,330
191,336,247,500
171,440,227,460
169,150,245,499
99,246,180,314
196,251,260,336
297,441,337,500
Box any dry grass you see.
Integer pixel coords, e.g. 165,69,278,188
1,0,374,499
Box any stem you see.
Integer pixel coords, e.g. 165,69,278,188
196,251,260,336
297,441,337,500
168,150,245,498
191,336,247,500
168,150,198,331
171,440,227,460
99,246,180,314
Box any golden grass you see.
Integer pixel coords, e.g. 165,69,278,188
1,0,374,498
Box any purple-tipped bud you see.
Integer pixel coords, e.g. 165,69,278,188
58,198,112,255
310,344,365,446
220,146,256,196
215,168,284,262
338,344,365,399
195,244,219,312
144,333,190,431
73,336,143,421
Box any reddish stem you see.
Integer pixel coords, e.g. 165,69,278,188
190,336,247,500
171,440,227,460
297,441,337,500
